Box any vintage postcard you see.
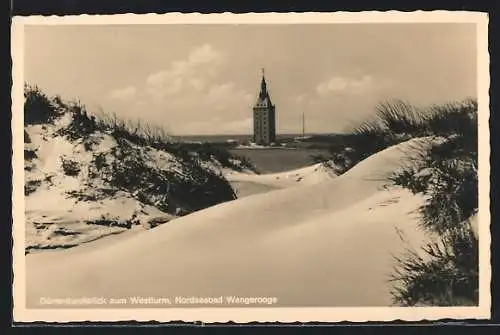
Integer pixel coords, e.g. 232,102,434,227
12,11,490,323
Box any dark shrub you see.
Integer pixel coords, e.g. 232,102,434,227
25,180,42,196
103,141,236,215
24,84,62,125
24,149,37,161
61,158,81,176
62,102,99,140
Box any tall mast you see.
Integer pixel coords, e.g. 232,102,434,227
302,111,305,138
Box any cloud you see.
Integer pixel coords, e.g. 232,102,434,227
104,44,253,134
146,44,223,100
188,44,221,64
108,86,136,100
316,75,373,97
190,78,206,91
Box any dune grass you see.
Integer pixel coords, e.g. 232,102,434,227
335,98,478,306
328,98,477,175
368,98,479,306
62,101,256,172
390,221,478,306
24,83,240,214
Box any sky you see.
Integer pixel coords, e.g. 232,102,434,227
24,23,477,135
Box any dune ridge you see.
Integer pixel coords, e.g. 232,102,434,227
26,138,434,307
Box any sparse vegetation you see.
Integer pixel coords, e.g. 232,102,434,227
24,84,64,125
362,99,479,306
175,142,257,172
324,98,477,175
24,83,248,219
57,99,253,172
83,136,101,151
335,98,478,306
86,217,132,229
65,188,118,202
24,149,37,161
25,179,42,196
390,221,478,306
59,100,99,140
61,157,81,177
97,111,173,148
98,138,236,215
92,152,108,171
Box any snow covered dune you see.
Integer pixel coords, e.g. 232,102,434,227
26,138,433,307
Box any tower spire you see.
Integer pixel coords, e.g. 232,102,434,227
260,68,268,97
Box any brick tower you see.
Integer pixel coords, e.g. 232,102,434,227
252,69,276,145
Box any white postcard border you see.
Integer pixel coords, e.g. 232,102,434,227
11,11,491,323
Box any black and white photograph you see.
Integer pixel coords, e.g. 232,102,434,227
12,12,490,322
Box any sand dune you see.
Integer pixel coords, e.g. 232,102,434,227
226,162,337,197
26,138,433,307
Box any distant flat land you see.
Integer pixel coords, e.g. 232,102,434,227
229,147,329,173
172,133,336,144
173,133,339,173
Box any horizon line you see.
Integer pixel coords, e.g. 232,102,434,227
171,132,341,137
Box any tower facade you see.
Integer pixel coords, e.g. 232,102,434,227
252,69,276,145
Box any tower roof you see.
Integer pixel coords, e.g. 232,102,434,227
255,68,273,108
